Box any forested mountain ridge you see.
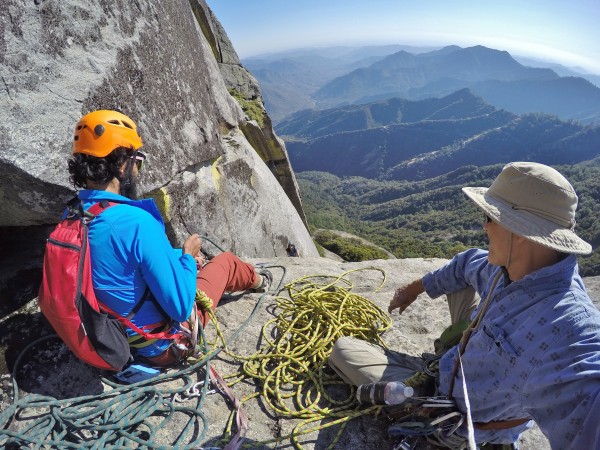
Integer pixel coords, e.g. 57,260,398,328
277,88,497,139
284,97,600,182
285,109,517,179
298,162,600,276
384,114,600,181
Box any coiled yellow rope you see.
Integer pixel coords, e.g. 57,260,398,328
207,268,393,449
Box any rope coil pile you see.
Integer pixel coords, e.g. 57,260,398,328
216,268,393,449
1,265,395,450
0,334,219,449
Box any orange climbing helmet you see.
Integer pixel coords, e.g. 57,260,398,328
73,110,143,157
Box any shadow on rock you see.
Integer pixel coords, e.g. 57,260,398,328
312,412,393,450
1,313,104,399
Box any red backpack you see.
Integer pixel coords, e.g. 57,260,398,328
38,198,177,371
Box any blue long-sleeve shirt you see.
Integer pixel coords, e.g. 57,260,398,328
423,248,600,449
77,190,197,357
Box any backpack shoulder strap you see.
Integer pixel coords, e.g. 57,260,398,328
87,200,118,217
84,199,178,341
65,198,118,221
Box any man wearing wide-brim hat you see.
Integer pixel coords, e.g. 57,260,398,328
329,162,600,449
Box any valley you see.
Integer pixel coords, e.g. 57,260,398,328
245,44,600,274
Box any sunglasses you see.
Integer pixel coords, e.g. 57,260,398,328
129,151,147,171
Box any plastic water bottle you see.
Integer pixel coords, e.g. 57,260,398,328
355,381,414,405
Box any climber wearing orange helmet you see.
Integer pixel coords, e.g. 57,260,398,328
65,110,272,367
70,110,146,199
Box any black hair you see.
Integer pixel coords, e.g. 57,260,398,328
68,147,132,188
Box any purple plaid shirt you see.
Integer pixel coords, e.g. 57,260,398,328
423,249,600,448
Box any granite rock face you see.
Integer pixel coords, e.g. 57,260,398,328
196,0,308,227
0,0,315,259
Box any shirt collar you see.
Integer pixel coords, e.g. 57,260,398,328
514,253,578,286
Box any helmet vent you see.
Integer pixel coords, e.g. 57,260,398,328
107,119,134,129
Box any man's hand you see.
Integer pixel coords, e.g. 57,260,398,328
389,279,425,314
183,234,202,258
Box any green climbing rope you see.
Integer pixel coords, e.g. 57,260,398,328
0,330,219,449
0,263,281,449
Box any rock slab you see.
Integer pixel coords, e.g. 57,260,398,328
1,256,582,449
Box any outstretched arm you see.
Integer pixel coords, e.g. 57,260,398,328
390,249,494,316
389,278,425,314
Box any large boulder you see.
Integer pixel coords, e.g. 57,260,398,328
0,0,315,258
0,0,318,318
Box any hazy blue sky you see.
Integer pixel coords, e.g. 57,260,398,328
206,0,600,74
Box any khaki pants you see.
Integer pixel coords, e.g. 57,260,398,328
328,286,479,386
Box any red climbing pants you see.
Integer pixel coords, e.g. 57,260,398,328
196,251,259,326
145,252,258,366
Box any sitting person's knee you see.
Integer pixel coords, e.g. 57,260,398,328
332,336,355,350
329,336,356,364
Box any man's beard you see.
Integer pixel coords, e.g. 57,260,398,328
119,170,138,199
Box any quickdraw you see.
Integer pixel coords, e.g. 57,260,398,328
388,397,468,449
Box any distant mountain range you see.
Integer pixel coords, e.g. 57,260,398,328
514,55,600,88
245,44,600,275
244,45,600,125
244,45,438,122
282,89,600,181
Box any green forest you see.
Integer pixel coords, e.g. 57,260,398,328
298,161,600,276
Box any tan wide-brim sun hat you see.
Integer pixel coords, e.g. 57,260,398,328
462,162,592,255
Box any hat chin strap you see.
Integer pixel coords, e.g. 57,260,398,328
504,232,513,271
